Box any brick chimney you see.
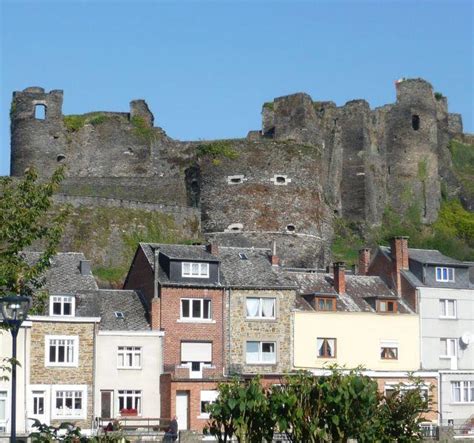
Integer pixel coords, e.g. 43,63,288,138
358,248,371,275
270,240,279,266
206,243,219,256
333,262,346,294
390,236,409,295
151,297,161,330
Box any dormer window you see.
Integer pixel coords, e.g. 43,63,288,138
182,262,209,278
376,299,397,313
315,297,336,311
49,296,75,316
436,267,455,282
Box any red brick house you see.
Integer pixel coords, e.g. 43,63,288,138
124,243,225,431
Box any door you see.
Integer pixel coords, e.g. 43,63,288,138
101,391,113,419
176,391,189,430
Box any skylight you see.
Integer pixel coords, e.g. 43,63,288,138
114,311,125,319
239,253,248,260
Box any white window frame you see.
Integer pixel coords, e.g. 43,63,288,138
118,390,142,415
51,385,87,420
245,297,276,319
439,299,456,319
45,335,79,367
198,390,219,418
317,337,337,358
117,346,142,369
440,338,458,358
180,298,212,321
451,381,474,403
182,262,209,278
245,341,276,364
32,390,46,416
384,383,430,401
435,267,455,282
49,295,75,316
0,390,8,431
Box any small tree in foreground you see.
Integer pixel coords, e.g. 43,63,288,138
207,368,433,442
0,166,68,312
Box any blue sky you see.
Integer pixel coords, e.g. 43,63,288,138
0,0,472,176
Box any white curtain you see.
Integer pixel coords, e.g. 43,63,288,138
246,298,259,317
262,298,275,318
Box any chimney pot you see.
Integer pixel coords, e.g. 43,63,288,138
270,241,279,266
358,248,371,275
390,236,409,295
206,243,219,256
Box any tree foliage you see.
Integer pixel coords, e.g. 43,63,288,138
0,167,68,310
207,369,432,442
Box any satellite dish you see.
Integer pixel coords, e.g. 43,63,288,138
460,332,472,346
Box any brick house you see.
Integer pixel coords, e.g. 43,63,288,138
366,237,474,428
124,243,225,431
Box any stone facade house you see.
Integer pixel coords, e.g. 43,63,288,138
124,243,225,432
367,238,474,428
286,262,438,424
218,246,297,376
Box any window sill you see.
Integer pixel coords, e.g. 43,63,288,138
245,318,277,322
53,413,85,420
197,414,210,419
177,319,216,324
439,316,457,320
45,363,78,368
450,402,474,405
245,362,277,365
117,367,142,370
439,356,457,359
317,357,336,359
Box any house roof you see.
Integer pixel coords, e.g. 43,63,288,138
218,247,297,289
141,243,219,264
76,289,150,331
285,270,413,314
138,243,297,289
380,246,468,267
22,251,98,294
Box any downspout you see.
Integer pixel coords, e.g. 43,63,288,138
225,289,231,377
92,322,97,433
23,326,28,434
438,372,442,426
418,288,423,369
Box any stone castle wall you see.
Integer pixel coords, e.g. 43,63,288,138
8,79,466,268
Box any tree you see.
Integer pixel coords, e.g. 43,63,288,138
0,166,68,311
205,377,275,443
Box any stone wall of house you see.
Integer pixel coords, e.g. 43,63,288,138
226,289,295,375
30,320,96,429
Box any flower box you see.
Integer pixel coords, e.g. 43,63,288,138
120,408,137,416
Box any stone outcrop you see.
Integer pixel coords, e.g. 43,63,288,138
8,79,469,269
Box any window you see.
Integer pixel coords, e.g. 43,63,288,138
181,299,211,320
385,384,429,401
32,391,45,415
246,298,275,319
440,299,456,318
436,267,455,282
0,391,6,423
315,297,336,311
35,104,46,120
199,390,219,418
377,300,397,313
46,336,78,366
118,347,142,369
286,224,296,233
227,175,245,185
181,341,213,374
118,390,141,414
452,381,474,403
317,338,336,358
380,341,398,360
49,295,75,316
412,115,420,130
182,262,209,278
55,391,83,417
270,174,291,186
114,311,125,319
246,341,276,364
440,338,457,358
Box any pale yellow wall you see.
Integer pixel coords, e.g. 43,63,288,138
294,312,420,371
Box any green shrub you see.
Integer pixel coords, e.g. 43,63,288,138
448,139,474,197
434,92,444,101
196,141,239,162
63,113,110,132
130,115,155,143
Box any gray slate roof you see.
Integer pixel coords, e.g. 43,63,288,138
285,271,412,314
380,246,468,267
76,290,150,331
23,251,98,293
139,243,296,289
218,247,297,289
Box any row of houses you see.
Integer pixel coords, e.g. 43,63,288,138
1,237,473,435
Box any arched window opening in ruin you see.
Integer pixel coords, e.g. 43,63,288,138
226,223,243,232
412,115,420,131
35,104,46,120
286,224,296,233
57,154,66,162
276,176,286,184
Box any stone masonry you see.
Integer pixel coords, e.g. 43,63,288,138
8,79,469,269
30,320,96,429
226,289,295,375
